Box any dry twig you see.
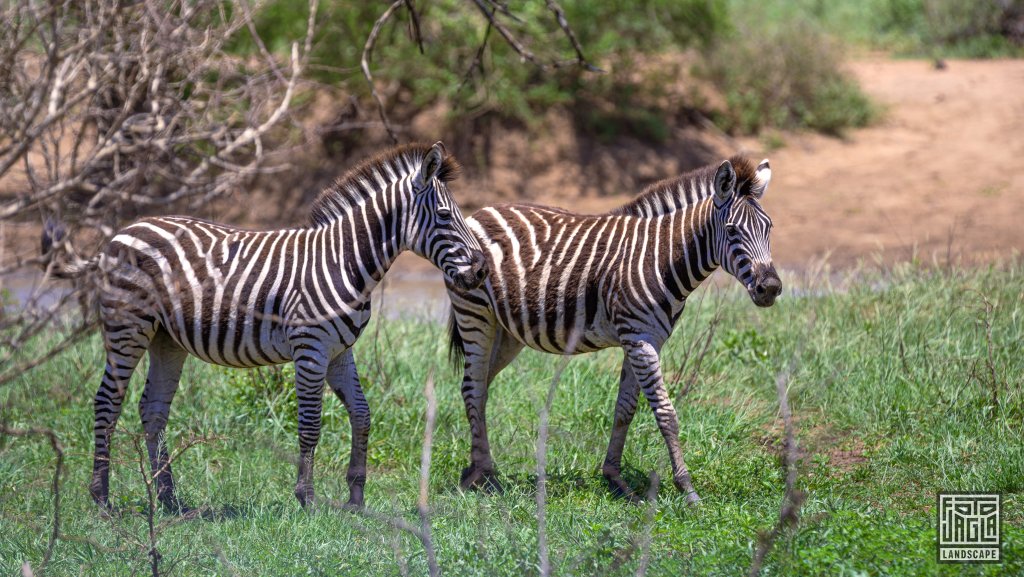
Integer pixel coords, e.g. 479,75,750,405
362,0,406,145
748,360,805,576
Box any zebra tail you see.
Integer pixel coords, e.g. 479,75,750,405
447,309,466,371
41,219,97,279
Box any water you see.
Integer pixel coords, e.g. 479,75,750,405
2,255,451,322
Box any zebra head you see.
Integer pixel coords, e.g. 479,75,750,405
408,142,488,291
713,158,781,307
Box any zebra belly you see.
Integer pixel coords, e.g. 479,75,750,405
144,303,290,368
493,298,620,355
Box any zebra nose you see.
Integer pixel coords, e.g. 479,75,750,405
470,251,488,283
754,273,781,302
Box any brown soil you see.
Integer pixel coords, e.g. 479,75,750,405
4,58,1022,273
760,417,870,476
750,58,1024,268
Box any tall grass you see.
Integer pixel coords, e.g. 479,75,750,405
1,261,1022,575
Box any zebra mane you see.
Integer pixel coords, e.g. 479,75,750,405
309,143,461,227
611,156,757,218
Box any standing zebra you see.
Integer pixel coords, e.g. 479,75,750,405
43,142,487,510
447,156,779,503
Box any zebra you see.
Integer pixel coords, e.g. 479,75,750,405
446,156,779,503
42,142,488,510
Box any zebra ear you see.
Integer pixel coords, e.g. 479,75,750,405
415,142,446,192
713,160,736,201
751,159,771,199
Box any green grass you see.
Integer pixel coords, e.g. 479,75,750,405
2,261,1023,575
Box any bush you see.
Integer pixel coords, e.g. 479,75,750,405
873,0,1024,57
702,18,875,135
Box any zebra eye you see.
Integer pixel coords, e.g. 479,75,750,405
437,207,452,218
726,224,740,236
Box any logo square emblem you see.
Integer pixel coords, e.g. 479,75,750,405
937,493,1001,563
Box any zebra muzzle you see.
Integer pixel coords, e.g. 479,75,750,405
450,250,489,291
750,266,782,307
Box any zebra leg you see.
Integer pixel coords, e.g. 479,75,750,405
622,338,701,504
293,355,328,509
91,320,155,509
456,309,522,492
602,357,642,502
326,350,370,508
138,330,188,512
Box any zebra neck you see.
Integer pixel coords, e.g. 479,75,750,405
663,199,718,301
314,200,406,301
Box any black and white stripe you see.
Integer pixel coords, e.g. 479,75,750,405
51,142,487,510
447,156,780,502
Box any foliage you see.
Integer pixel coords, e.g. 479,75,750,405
731,0,1024,58
235,0,885,138
701,17,876,136
872,0,1024,57
2,261,1022,575
236,0,728,131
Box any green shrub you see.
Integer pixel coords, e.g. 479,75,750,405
702,18,875,135
872,0,1024,57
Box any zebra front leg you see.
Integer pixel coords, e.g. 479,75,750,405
293,355,328,509
622,338,700,504
327,350,370,508
138,331,188,512
602,358,642,502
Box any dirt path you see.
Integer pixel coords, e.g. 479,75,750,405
753,58,1024,267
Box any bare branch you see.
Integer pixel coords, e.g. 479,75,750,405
404,0,425,55
470,0,540,66
634,472,660,577
362,0,405,145
545,0,604,72
749,360,806,576
418,371,440,577
537,330,581,577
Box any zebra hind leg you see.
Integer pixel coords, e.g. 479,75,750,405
459,325,522,493
91,320,155,510
138,330,188,513
293,352,328,509
622,337,701,505
326,350,370,508
602,357,643,503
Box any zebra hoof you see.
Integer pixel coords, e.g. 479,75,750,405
460,465,503,493
92,495,112,515
159,494,191,515
294,485,316,509
605,477,642,504
89,477,110,508
345,487,365,509
685,491,701,505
